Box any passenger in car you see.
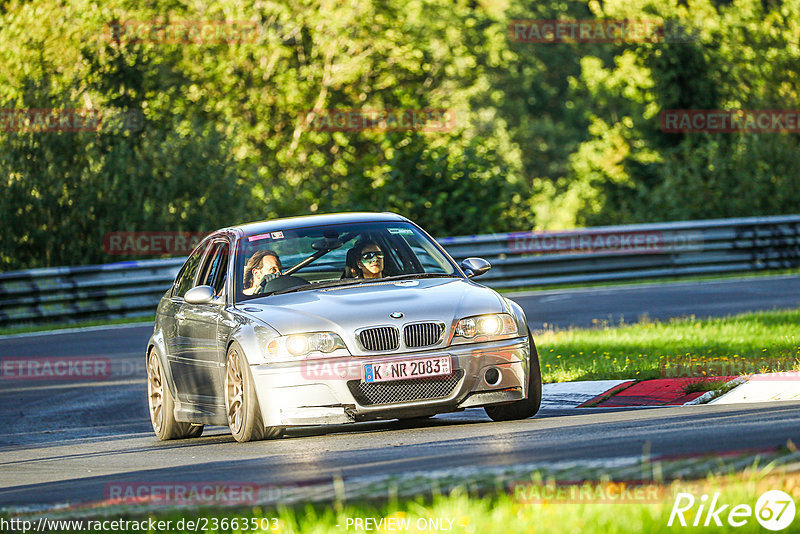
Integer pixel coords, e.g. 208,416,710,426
347,240,385,279
243,250,283,295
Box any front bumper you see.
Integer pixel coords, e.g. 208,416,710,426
251,336,530,426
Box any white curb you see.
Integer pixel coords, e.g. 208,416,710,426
709,372,800,404
683,377,747,406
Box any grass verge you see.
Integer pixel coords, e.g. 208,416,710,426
537,308,800,383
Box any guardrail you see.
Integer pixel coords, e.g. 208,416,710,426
440,215,800,288
1,215,799,327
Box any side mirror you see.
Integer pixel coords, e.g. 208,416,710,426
184,285,216,305
460,257,491,278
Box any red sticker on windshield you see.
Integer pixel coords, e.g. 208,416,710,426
247,233,271,242
271,231,284,239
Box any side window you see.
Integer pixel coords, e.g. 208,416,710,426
174,242,209,298
212,246,229,295
199,242,229,296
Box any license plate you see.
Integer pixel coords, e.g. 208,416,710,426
363,356,452,383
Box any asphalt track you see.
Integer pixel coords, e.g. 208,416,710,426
1,275,799,510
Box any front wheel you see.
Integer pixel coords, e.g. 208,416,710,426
147,349,204,440
484,332,542,421
225,343,283,442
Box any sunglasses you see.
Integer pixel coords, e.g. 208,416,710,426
360,251,384,262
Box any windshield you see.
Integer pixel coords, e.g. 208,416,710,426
235,221,459,301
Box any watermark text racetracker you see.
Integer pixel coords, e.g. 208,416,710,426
0,357,148,381
301,359,363,381
103,481,307,513
104,482,264,506
0,108,143,133
661,356,800,379
0,357,112,381
507,229,703,255
104,19,275,44
304,109,455,132
660,110,800,133
511,479,664,504
509,19,698,43
103,231,210,256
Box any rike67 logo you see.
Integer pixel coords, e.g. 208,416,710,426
669,491,795,531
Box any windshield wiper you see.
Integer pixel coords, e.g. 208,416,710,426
379,273,460,281
269,278,368,295
269,273,458,296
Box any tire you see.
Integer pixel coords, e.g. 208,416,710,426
484,331,542,422
147,349,205,440
225,342,283,442
185,424,204,438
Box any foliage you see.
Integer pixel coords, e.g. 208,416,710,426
562,0,800,227
1,0,799,269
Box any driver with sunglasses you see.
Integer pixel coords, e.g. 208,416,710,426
347,240,385,279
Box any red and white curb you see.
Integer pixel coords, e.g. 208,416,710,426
540,380,631,408
542,372,800,409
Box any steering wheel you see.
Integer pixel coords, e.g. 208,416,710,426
255,275,309,295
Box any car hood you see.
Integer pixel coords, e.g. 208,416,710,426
235,277,505,340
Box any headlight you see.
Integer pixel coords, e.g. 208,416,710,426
452,313,518,344
267,332,348,360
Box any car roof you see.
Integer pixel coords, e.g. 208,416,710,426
225,212,411,237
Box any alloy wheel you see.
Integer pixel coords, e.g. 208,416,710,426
147,351,164,433
226,348,245,435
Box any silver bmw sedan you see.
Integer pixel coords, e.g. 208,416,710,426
146,212,541,442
